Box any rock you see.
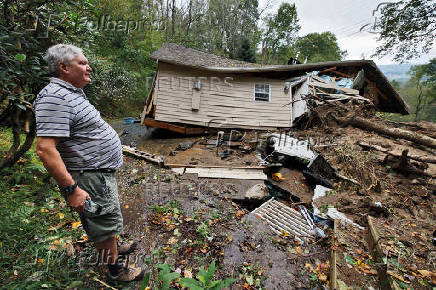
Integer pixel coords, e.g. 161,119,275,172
245,184,268,200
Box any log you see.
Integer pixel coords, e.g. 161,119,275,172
337,116,436,149
358,142,436,164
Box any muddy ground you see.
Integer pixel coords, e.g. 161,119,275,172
108,120,436,289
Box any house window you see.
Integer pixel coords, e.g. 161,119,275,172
254,83,270,101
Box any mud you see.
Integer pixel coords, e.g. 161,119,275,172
115,157,331,289
110,119,436,289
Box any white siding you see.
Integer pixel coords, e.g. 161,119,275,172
154,62,293,129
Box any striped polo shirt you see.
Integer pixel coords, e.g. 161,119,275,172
33,78,123,170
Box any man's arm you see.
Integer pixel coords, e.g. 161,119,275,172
36,136,90,212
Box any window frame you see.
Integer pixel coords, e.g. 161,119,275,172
253,83,271,102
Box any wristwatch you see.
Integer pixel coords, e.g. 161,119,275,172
63,182,78,196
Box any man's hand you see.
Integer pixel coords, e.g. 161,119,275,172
67,186,91,213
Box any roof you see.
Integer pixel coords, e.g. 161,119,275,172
151,43,409,114
150,43,259,68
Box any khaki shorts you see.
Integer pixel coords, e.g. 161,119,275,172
68,171,123,243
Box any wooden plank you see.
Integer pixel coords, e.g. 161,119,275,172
330,70,355,78
330,219,338,290
310,80,359,94
122,145,163,165
171,167,186,175
143,118,210,135
166,163,266,169
185,167,267,179
367,216,401,290
318,66,337,74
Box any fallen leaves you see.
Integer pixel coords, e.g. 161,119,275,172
236,210,245,218
167,237,178,245
183,269,193,278
304,261,330,284
387,270,409,283
71,221,81,229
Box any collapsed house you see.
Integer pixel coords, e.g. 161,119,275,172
141,43,409,133
127,44,436,289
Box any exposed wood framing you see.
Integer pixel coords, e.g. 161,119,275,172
143,118,216,135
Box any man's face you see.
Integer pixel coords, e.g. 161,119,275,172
59,54,92,88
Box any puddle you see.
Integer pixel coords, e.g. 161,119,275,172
111,121,200,157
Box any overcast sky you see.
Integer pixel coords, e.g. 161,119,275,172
260,0,436,65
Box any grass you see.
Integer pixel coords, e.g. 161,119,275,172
0,127,114,289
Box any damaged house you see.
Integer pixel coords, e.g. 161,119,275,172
141,43,409,132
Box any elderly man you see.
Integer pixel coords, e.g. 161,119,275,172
34,44,144,282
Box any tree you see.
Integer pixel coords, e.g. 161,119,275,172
373,0,436,62
0,0,95,170
291,32,347,63
408,58,436,121
261,3,300,64
206,0,260,58
235,37,256,63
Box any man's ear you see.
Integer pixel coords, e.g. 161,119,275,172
58,61,69,75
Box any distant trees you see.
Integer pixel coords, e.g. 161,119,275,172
291,32,347,63
408,58,436,121
373,0,436,61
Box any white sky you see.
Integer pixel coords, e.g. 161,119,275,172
260,0,436,65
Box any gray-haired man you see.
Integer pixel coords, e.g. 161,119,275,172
34,44,143,281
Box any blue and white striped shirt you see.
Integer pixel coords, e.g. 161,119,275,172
33,78,123,170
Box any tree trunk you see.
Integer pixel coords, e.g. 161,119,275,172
0,109,36,170
171,0,175,38
337,116,436,149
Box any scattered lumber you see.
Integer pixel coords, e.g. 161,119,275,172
335,116,436,149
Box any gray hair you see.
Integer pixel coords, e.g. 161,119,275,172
45,44,83,76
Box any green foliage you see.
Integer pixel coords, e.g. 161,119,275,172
291,32,347,63
156,263,181,290
179,260,236,290
236,37,256,63
0,129,91,289
407,58,436,121
0,0,96,169
196,222,212,244
373,0,436,61
261,3,300,64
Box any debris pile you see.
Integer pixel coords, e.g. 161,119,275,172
117,67,435,288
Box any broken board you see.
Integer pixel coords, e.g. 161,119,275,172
185,167,267,180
